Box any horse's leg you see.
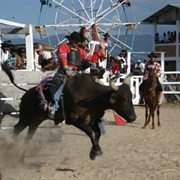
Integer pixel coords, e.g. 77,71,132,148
150,106,155,129
142,104,148,128
66,116,102,160
147,111,151,125
157,105,160,126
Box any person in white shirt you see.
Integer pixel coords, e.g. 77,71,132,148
134,60,144,75
35,44,53,72
0,40,12,64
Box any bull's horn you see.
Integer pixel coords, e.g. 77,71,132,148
123,72,133,85
109,73,121,91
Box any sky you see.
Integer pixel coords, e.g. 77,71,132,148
0,0,179,41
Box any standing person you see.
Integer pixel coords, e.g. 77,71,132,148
0,40,13,64
163,32,167,43
118,52,127,73
35,44,53,72
139,52,163,105
134,60,144,75
47,31,105,119
79,26,92,48
101,32,112,51
6,46,18,69
154,33,159,44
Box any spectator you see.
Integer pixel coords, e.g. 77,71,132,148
163,32,167,43
134,60,144,75
35,44,54,72
142,59,148,73
154,33,159,44
106,55,114,71
16,47,26,69
101,33,112,51
6,46,18,70
46,31,105,119
171,31,176,42
167,31,171,42
130,60,135,73
118,53,127,73
111,57,120,74
79,26,92,48
0,40,13,64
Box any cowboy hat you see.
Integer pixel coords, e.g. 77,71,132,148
90,68,100,76
1,40,13,47
103,33,110,37
65,31,83,42
35,44,43,51
147,52,157,58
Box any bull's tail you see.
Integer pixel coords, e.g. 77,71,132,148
1,63,27,92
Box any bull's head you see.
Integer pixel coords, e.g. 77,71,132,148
109,73,136,123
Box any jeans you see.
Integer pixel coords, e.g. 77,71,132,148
52,68,77,111
53,84,64,111
98,117,106,134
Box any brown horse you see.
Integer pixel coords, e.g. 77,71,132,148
142,68,160,129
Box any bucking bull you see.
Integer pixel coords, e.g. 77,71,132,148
1,63,136,161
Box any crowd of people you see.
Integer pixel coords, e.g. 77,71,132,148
155,31,180,44
0,40,26,70
0,37,58,71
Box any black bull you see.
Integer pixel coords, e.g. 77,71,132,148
2,64,136,160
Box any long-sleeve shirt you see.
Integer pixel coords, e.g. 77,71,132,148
56,43,104,69
144,61,161,79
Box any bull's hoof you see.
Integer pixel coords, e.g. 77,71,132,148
89,149,103,160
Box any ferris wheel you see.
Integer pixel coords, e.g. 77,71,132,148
36,0,137,54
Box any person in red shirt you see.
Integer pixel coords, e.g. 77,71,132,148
48,31,105,119
111,57,120,74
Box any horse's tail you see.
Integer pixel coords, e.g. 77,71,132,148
1,63,27,92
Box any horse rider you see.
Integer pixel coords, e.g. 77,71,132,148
47,31,106,119
139,52,163,105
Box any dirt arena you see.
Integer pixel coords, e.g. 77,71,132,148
0,103,180,180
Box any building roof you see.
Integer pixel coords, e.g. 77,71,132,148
141,4,180,25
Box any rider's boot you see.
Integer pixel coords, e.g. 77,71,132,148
48,102,56,119
158,91,163,105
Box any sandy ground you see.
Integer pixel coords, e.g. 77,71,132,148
0,103,180,180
